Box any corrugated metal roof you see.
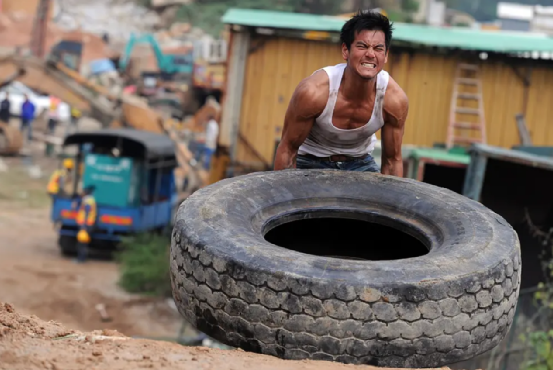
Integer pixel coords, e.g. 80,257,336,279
222,8,553,53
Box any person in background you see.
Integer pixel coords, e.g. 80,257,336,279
47,96,60,134
0,92,10,123
203,114,219,170
20,94,35,141
70,106,81,129
75,185,97,263
47,159,74,197
66,106,81,136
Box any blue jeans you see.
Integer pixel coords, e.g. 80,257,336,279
296,154,380,172
189,141,215,170
77,242,88,263
203,147,215,170
20,118,32,140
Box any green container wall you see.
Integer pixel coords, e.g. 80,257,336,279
82,154,144,208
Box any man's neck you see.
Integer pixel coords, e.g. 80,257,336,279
341,65,377,102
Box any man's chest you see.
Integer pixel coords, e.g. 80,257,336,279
331,96,384,130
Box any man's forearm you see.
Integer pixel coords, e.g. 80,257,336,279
274,145,298,170
381,158,403,177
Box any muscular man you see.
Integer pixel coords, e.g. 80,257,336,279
274,11,408,176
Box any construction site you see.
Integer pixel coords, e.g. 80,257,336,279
1,0,553,369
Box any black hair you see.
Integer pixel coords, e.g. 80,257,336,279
340,10,394,51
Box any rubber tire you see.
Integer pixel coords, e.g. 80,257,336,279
170,170,521,368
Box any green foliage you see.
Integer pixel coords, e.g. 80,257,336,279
175,0,295,36
400,0,419,13
521,329,553,370
174,0,342,36
116,233,172,297
519,220,553,370
386,9,410,23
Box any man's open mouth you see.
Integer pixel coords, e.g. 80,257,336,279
362,63,377,69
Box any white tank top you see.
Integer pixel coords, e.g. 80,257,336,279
298,63,390,157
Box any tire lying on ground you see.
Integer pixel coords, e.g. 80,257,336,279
170,170,521,368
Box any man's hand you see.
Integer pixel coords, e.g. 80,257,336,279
274,72,328,170
381,78,408,177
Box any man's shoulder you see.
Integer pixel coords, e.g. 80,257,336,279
384,75,408,109
382,74,408,126
290,70,329,116
298,69,329,94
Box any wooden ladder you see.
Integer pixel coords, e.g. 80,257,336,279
446,62,487,149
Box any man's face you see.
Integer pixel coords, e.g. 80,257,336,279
342,29,388,80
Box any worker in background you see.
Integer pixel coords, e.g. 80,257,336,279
0,92,10,123
20,94,35,142
70,106,81,134
47,159,74,197
47,96,60,135
203,114,219,170
75,185,96,263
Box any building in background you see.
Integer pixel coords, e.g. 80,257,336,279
497,2,533,32
497,2,553,34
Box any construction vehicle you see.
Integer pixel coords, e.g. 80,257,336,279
120,33,194,75
55,128,179,256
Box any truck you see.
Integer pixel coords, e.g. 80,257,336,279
55,128,178,255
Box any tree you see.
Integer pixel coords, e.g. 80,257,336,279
175,0,342,36
400,0,419,13
296,0,342,15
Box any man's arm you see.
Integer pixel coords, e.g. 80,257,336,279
381,79,409,177
274,73,328,170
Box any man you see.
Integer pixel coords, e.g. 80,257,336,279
47,159,74,196
75,185,97,263
20,95,35,141
203,114,219,170
274,11,409,177
66,106,81,136
0,92,10,124
47,96,60,134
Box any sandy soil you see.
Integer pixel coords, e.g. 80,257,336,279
0,302,457,370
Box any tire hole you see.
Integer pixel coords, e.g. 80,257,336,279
264,217,429,261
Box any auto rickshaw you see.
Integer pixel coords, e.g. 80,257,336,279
51,128,178,256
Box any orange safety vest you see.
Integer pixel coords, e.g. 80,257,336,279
47,169,65,195
76,195,97,227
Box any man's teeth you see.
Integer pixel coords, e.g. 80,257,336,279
362,63,376,68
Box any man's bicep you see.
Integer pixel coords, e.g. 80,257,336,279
281,110,315,150
382,94,408,158
280,84,320,149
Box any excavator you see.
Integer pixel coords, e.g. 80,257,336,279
0,52,214,189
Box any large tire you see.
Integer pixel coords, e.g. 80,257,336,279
170,170,521,368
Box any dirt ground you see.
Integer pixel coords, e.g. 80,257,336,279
0,302,457,370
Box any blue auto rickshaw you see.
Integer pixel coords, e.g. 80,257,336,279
51,128,178,256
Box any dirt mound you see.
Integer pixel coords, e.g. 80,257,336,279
0,302,457,370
